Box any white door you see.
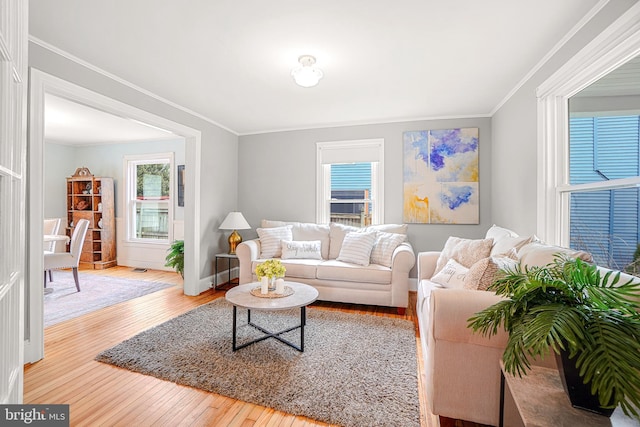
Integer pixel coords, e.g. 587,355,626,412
0,0,28,404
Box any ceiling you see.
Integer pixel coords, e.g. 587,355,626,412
30,0,604,137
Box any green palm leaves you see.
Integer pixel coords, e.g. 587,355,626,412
468,256,640,419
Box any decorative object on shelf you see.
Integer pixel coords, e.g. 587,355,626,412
72,166,92,177
164,240,184,278
291,55,323,87
97,218,103,229
97,202,102,212
468,256,640,419
219,211,251,254
75,200,89,210
255,259,286,292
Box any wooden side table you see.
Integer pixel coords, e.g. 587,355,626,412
499,361,638,426
213,253,239,290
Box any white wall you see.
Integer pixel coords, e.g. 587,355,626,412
43,142,76,220
30,41,239,285
238,117,492,257
491,0,637,236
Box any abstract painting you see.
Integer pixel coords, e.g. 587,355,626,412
403,128,479,224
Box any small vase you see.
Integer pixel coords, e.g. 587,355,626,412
268,276,277,291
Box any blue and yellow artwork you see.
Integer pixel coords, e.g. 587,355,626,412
403,128,479,224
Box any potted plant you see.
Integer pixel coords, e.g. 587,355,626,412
468,256,640,419
165,240,184,278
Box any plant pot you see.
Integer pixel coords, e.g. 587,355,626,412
555,350,615,417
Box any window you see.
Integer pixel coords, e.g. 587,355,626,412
566,115,640,271
316,139,384,226
125,153,174,242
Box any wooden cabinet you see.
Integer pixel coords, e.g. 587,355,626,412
66,168,116,269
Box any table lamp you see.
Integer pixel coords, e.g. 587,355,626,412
219,211,251,254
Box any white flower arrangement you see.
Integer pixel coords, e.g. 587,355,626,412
255,259,286,280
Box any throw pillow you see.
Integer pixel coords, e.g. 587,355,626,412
431,259,469,289
257,225,293,258
281,240,323,260
435,236,493,274
366,223,408,235
490,235,537,257
336,231,377,266
329,223,360,259
485,224,519,241
370,232,407,267
292,223,330,259
517,242,593,268
464,253,519,291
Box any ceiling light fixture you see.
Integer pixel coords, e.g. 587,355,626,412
291,55,323,88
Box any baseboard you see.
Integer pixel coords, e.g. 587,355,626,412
408,277,418,292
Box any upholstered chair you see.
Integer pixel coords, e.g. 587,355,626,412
44,219,89,292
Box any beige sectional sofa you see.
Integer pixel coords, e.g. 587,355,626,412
237,220,415,313
416,225,607,426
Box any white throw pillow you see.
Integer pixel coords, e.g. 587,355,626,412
257,225,293,258
329,223,360,259
431,259,469,289
366,223,408,235
490,235,537,257
435,236,493,274
370,232,407,267
281,240,323,260
337,231,377,266
292,223,330,259
485,224,519,241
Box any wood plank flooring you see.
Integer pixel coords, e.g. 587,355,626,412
24,266,478,427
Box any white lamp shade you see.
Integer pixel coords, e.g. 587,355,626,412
219,212,251,230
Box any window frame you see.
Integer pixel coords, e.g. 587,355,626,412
124,152,175,244
536,5,640,245
316,139,384,225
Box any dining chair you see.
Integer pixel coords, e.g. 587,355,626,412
44,219,89,292
43,218,62,252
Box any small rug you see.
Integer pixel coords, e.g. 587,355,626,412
44,271,175,327
96,299,420,427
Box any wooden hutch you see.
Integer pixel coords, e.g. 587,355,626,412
66,167,116,269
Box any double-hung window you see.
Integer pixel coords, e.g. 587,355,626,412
565,114,640,271
316,139,384,226
125,153,174,242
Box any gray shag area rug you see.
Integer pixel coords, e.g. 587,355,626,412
45,271,175,327
96,298,420,427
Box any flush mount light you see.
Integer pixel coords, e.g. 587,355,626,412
291,55,324,88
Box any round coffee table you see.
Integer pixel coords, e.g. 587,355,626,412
225,281,318,352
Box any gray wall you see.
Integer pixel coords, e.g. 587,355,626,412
45,139,186,222
238,117,492,255
491,0,637,236
30,42,239,281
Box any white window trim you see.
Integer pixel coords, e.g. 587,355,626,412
537,3,640,245
124,152,175,244
316,139,384,225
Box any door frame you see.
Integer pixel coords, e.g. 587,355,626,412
26,69,202,363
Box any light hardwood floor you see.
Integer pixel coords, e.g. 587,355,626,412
25,266,450,427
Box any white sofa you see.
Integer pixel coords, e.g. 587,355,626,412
237,220,415,313
416,225,610,426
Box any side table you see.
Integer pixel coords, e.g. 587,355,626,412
213,253,239,290
499,361,638,426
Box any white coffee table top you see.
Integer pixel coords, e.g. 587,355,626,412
225,281,318,311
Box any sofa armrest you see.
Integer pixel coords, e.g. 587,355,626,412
391,242,416,272
237,239,260,284
430,288,508,348
417,251,440,281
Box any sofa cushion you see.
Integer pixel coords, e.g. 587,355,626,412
518,242,593,268
370,232,407,267
281,240,322,260
328,223,360,259
257,225,293,258
431,258,469,289
435,236,493,274
252,258,320,279
317,260,391,284
367,223,408,235
337,231,377,266
292,223,330,259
